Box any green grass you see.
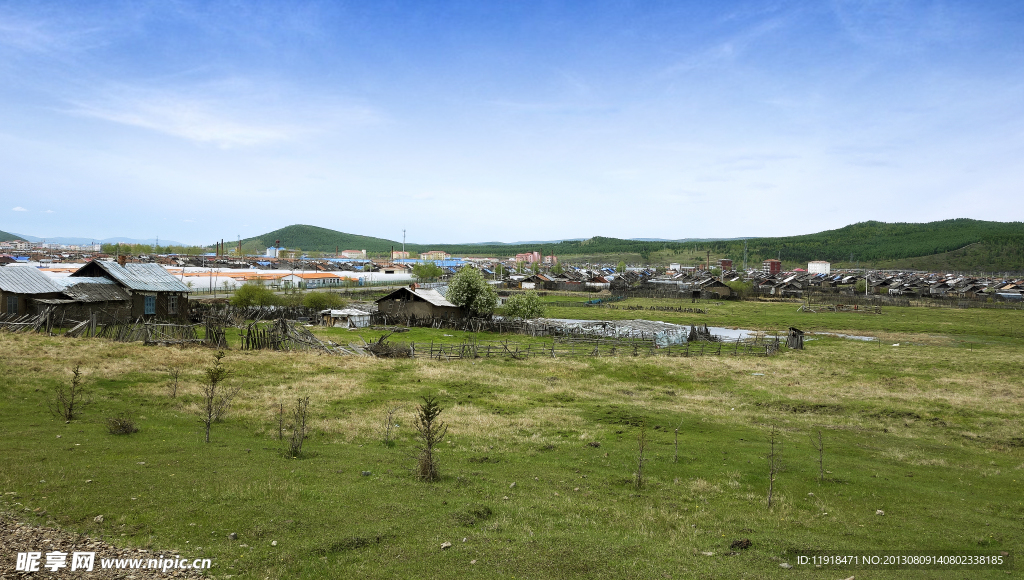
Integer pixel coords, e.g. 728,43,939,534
536,295,1024,341
1,304,1022,579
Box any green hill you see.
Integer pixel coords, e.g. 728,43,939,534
419,219,1024,271
0,229,22,242
240,225,401,255
240,220,1024,272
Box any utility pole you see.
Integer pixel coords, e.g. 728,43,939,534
743,241,748,271
402,229,406,255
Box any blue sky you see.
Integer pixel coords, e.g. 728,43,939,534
1,1,1022,245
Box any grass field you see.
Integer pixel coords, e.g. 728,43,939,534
1,299,1022,578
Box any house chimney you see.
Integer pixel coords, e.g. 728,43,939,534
117,254,127,267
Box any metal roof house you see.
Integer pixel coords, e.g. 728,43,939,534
0,266,65,316
375,286,464,320
70,259,192,320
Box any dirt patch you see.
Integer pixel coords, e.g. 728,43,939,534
0,511,206,578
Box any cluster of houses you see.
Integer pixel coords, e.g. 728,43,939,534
0,256,191,322
646,265,1024,301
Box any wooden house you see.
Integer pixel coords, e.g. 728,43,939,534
375,286,464,319
69,258,191,321
0,266,65,315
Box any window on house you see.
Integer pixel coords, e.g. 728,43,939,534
167,295,178,315
144,295,155,315
6,296,17,315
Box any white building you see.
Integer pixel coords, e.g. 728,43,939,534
808,261,831,275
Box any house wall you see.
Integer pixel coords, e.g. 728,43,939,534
2,291,64,315
377,299,463,319
129,292,190,321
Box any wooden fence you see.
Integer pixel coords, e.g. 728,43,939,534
398,334,781,361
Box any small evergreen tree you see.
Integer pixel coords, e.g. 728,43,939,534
414,396,448,481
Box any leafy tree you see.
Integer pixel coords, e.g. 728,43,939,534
502,291,544,319
530,261,540,274
617,261,626,273
550,261,563,274
302,291,347,311
230,284,279,307
240,240,264,256
412,261,444,280
446,266,498,317
515,261,526,274
725,280,754,298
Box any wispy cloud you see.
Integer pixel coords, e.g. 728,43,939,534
830,0,965,53
66,81,381,148
68,90,298,147
659,16,790,78
12,206,27,211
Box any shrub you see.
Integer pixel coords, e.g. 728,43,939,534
230,284,280,307
302,291,347,311
502,291,544,320
106,412,139,435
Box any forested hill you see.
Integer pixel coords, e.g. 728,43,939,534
697,219,1024,270
240,225,401,253
421,219,1024,270
0,229,21,242
237,219,1024,271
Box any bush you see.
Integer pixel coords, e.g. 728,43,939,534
412,262,444,280
725,280,754,299
230,284,280,307
502,291,544,319
446,267,498,317
302,291,347,311
106,412,139,435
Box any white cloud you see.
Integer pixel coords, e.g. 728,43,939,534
12,206,27,211
65,81,381,148
69,93,297,148
43,209,54,213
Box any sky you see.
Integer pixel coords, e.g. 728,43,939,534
1,1,1022,246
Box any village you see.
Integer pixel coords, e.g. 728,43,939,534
2,237,1023,330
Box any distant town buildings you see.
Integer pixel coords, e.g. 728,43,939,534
808,260,831,275
0,240,100,252
420,250,450,261
391,250,410,259
515,251,542,263
762,259,782,274
718,259,733,271
340,249,367,259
